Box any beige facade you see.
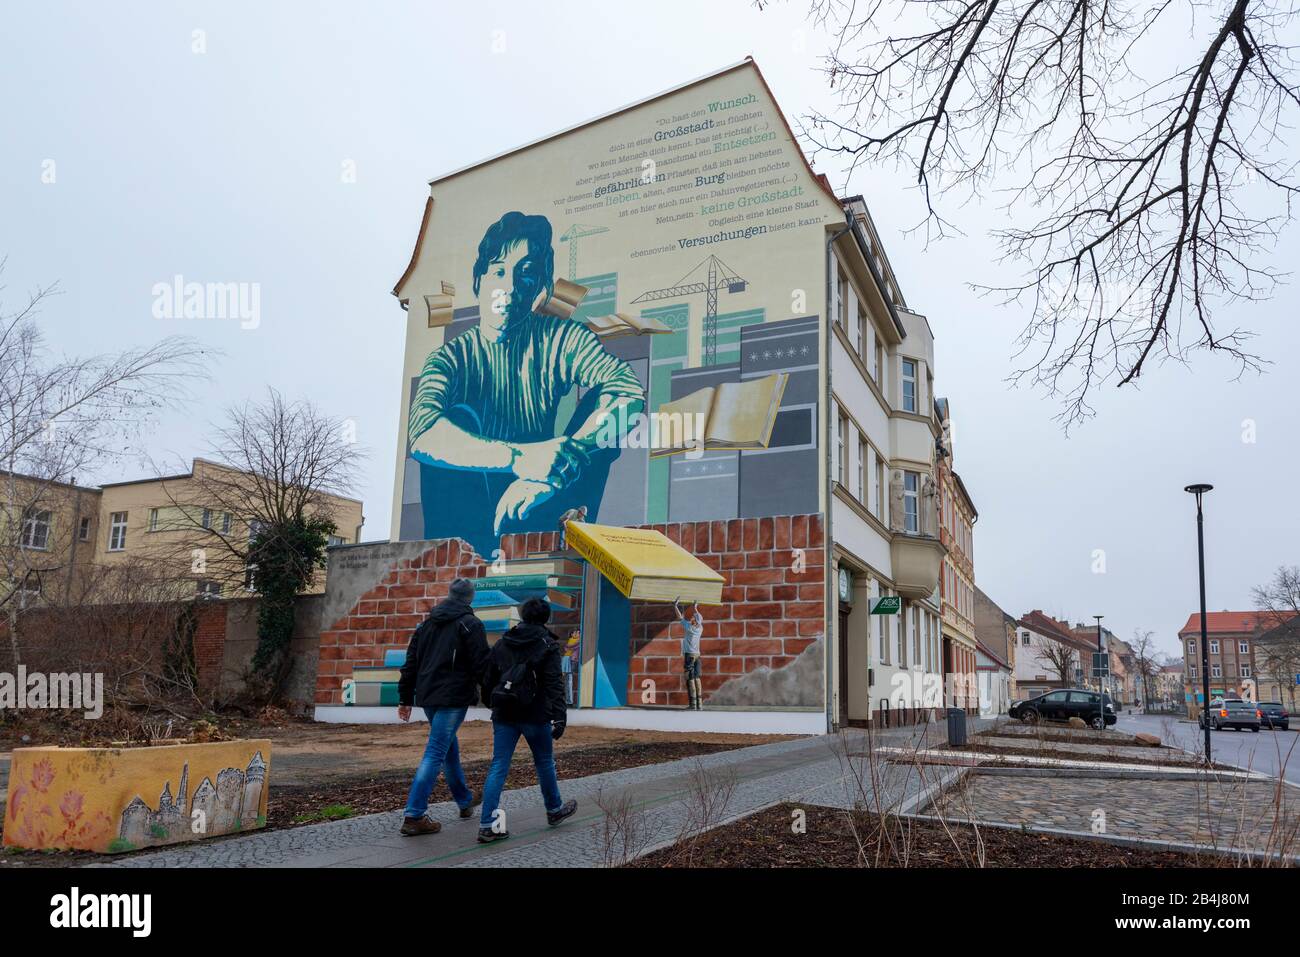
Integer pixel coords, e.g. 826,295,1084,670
3,459,364,604
936,406,978,709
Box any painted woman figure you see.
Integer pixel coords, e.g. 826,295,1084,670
408,212,645,557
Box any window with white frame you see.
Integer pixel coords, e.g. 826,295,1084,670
837,273,849,328
1211,663,1222,678
837,411,848,486
1241,663,1251,677
1239,641,1249,655
1189,663,1197,678
903,471,919,533
857,433,867,504
78,516,91,542
1209,639,1219,654
874,456,884,521
21,509,51,550
108,511,128,551
901,358,917,413
1188,639,1196,655
874,338,885,390
221,512,232,534
897,603,907,667
875,583,889,664
857,307,870,367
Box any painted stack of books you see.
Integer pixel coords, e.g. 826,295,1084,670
350,648,408,706
474,550,584,643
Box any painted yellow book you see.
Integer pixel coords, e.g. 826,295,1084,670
563,521,723,604
650,372,788,458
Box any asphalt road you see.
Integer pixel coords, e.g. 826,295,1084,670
1113,712,1300,786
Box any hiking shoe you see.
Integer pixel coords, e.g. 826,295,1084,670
459,791,482,819
400,814,442,836
477,827,509,844
547,799,577,827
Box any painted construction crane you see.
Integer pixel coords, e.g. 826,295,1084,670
559,224,610,280
632,255,747,365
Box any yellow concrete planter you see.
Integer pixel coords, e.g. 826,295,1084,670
3,739,271,854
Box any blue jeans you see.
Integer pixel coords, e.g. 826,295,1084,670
403,707,474,819
479,719,563,828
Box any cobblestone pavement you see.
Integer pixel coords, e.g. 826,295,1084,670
95,720,990,868
930,772,1300,854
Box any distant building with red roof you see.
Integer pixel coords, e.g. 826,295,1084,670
1179,609,1297,707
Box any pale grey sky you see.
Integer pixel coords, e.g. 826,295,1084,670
4,1,1297,658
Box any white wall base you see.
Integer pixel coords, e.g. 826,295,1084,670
312,705,826,735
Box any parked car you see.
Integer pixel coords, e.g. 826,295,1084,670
1008,689,1117,729
1198,697,1261,732
1257,701,1290,731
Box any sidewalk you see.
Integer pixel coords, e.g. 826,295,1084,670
95,719,985,868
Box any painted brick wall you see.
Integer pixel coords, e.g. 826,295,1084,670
629,515,824,706
314,517,824,709
315,532,579,706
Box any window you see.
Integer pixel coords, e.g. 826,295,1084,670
328,535,346,547
1241,663,1251,678
248,519,265,545
837,411,848,486
1211,664,1222,678
244,564,258,592
836,273,849,327
903,471,919,533
149,508,160,532
1189,664,1197,678
897,603,907,667
875,584,889,664
196,580,222,599
856,434,867,503
78,516,91,542
913,605,922,664
108,511,128,551
1209,639,1220,654
1187,639,1196,655
1022,631,1031,646
901,358,917,413
201,508,213,530
221,512,232,534
874,339,885,390
874,457,884,521
21,509,51,550
1239,641,1249,655
857,307,870,366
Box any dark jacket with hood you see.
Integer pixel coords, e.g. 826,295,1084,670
478,623,567,725
398,597,490,709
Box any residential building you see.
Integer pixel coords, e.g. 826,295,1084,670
1155,662,1185,708
1250,615,1299,707
934,400,978,711
320,58,957,731
973,585,1017,710
1178,611,1292,711
2,459,364,604
1069,622,1133,707
1013,610,1096,699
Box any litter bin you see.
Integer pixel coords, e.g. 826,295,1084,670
946,708,967,746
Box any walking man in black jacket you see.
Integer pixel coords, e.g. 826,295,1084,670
397,578,490,836
476,597,576,843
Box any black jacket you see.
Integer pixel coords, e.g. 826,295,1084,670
478,623,567,725
398,598,490,709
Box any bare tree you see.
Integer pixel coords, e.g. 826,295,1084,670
1130,628,1161,713
0,259,207,665
1033,635,1079,688
157,389,365,697
1252,564,1300,709
786,0,1299,425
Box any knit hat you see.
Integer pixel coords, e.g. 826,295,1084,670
448,578,475,603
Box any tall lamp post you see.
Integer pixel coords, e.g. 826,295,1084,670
1094,615,1105,721
1185,483,1214,762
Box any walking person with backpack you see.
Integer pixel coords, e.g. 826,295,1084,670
476,596,576,843
396,577,490,836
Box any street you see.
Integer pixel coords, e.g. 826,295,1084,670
1113,712,1300,786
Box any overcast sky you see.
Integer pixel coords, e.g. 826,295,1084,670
4,1,1297,658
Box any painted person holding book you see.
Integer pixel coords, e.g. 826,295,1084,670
675,598,705,711
396,577,490,836
408,211,645,558
476,596,576,843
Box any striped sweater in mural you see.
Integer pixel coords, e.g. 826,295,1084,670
409,314,644,446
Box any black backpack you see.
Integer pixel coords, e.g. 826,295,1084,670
490,644,547,715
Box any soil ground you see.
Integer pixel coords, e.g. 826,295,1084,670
627,802,1223,868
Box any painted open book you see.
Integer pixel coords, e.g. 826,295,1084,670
650,372,789,458
585,312,673,339
564,521,723,604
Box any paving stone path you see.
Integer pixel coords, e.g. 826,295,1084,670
972,735,1199,764
930,772,1300,855
95,720,985,868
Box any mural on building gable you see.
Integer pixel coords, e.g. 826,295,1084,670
397,71,837,557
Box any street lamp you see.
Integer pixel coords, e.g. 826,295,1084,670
1185,483,1214,762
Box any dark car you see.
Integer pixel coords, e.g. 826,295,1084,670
1008,689,1117,729
1257,701,1290,731
1198,697,1261,732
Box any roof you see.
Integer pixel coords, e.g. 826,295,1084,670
1019,610,1094,653
1177,611,1293,636
1161,663,1184,673
974,636,1010,670
393,58,841,299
